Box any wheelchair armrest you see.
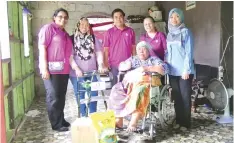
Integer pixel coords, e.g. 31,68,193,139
146,71,161,77
117,71,127,82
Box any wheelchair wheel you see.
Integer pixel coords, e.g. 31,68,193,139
158,84,175,129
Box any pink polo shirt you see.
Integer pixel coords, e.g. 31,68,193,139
140,32,166,60
38,22,72,74
103,26,135,68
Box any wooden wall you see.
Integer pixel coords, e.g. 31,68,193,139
2,2,35,142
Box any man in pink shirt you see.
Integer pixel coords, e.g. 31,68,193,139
103,8,136,85
38,8,72,132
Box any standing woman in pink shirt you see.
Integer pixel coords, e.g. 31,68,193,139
38,8,72,132
140,16,167,85
140,16,167,61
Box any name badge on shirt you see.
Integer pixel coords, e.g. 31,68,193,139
125,33,129,36
155,39,159,43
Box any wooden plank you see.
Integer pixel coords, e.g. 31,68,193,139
12,88,18,124
19,3,26,79
9,36,21,44
17,85,24,115
4,3,14,138
24,79,30,109
7,61,12,93
7,92,14,129
10,42,22,82
15,43,22,80
10,42,16,82
2,63,9,88
25,57,29,74
18,3,23,41
30,76,35,100
26,78,31,105
4,95,13,143
12,87,23,127
7,2,13,40
4,95,10,131
29,45,34,72
10,43,17,82
20,44,26,77
4,72,34,96
11,1,22,84
12,2,19,39
23,80,28,110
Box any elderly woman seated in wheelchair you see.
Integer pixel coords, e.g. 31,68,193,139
108,41,168,132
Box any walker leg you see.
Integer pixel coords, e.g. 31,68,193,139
101,90,108,110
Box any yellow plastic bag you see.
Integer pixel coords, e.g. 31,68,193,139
90,110,118,143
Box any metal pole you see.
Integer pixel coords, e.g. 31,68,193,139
0,42,7,143
77,77,80,118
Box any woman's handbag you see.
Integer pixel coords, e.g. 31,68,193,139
48,61,64,72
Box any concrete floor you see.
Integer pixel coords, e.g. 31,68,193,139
12,81,233,143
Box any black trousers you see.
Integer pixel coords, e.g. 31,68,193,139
43,74,69,129
169,74,193,128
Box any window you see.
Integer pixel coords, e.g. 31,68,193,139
88,18,113,31
0,1,10,59
87,18,113,44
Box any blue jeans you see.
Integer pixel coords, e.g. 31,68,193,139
110,66,119,86
70,76,98,117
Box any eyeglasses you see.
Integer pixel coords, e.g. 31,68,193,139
56,15,69,20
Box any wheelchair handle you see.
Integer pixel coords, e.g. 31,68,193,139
77,70,113,83
82,70,109,77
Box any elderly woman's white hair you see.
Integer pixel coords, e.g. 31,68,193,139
136,41,156,56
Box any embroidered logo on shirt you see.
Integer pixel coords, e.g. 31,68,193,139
155,40,159,43
125,33,129,36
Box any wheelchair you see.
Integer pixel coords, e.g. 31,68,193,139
76,70,113,117
118,71,175,139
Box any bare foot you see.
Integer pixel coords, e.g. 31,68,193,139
126,124,137,132
115,117,123,129
191,106,197,113
126,112,141,132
